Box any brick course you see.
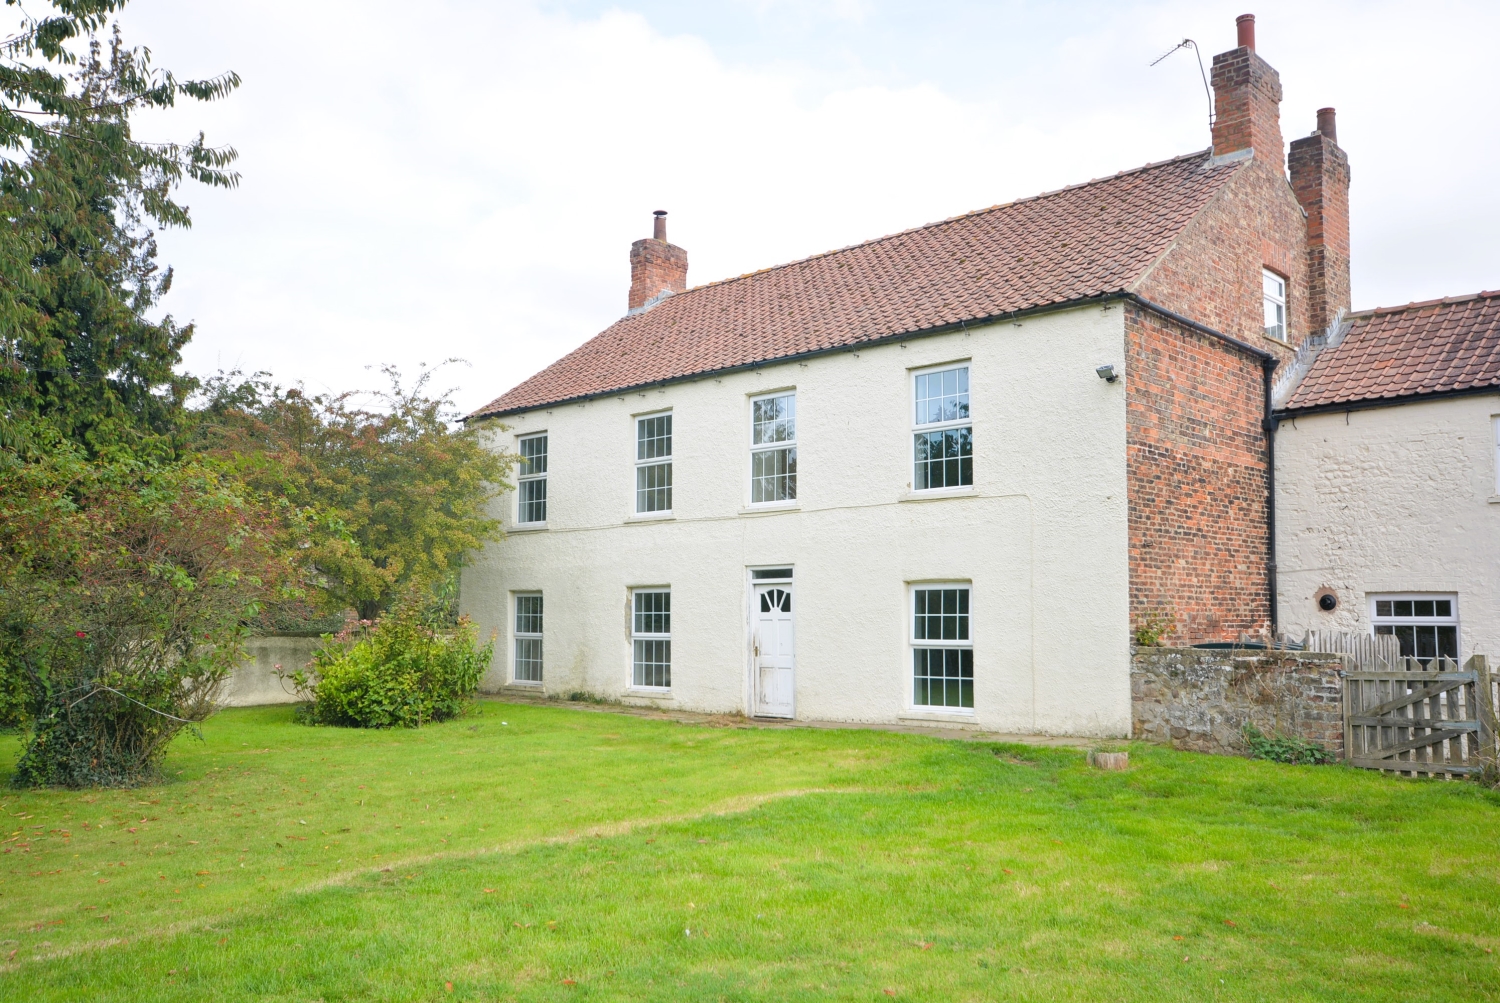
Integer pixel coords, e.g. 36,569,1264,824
627,237,689,312
1125,303,1270,643
1288,131,1352,335
1210,46,1284,161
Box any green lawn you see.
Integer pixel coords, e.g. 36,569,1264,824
1,701,1498,1002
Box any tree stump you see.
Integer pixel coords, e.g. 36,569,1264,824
1089,751,1129,771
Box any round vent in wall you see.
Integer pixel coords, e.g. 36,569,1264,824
1316,590,1338,612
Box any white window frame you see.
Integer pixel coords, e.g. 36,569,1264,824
634,412,673,515
1492,415,1499,497
908,582,974,713
630,588,672,689
512,592,543,684
749,391,797,505
516,433,548,525
1369,593,1460,665
1262,268,1287,342
911,362,973,492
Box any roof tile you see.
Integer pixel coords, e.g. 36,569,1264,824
472,150,1242,418
1282,291,1500,411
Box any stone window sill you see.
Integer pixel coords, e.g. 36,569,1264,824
900,487,979,503
1489,495,1500,505
623,688,674,701
624,512,674,524
509,522,548,532
739,502,801,516
899,709,977,724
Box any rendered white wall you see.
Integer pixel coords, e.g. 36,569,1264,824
1275,394,1500,658
461,303,1132,736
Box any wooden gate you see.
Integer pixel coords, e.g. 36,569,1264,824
1343,655,1496,777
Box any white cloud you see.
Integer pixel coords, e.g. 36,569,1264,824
110,0,1499,411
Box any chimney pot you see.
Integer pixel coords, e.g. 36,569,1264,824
1316,107,1337,143
652,210,667,241
1236,13,1256,50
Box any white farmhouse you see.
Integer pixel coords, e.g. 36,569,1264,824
461,17,1351,736
1274,292,1500,661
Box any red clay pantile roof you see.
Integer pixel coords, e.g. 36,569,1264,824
471,150,1244,418
1281,291,1500,412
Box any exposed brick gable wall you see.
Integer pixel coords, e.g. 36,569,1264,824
1125,303,1270,643
1133,155,1311,353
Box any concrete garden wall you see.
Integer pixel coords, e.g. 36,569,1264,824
220,635,321,707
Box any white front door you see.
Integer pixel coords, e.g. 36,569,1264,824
753,584,795,718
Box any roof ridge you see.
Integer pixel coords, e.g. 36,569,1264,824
1347,288,1500,318
643,148,1220,306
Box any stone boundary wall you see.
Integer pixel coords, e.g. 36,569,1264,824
1132,646,1345,757
221,634,321,707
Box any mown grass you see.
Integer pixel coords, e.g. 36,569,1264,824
2,701,1498,1001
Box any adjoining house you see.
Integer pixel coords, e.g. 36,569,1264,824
461,14,1349,736
1273,292,1500,663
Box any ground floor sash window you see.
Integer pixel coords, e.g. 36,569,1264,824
911,585,972,709
632,589,671,688
513,593,543,682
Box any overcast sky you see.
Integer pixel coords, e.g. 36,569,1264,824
110,0,1500,413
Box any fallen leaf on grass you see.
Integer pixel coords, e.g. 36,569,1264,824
1398,903,1410,910
1223,920,1236,927
97,878,108,884
561,979,576,986
1002,868,1013,875
884,990,897,997
917,941,933,950
1182,955,1190,962
196,870,211,876
483,888,496,894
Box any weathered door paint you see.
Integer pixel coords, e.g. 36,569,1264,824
754,584,795,718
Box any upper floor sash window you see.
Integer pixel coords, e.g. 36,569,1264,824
517,434,548,524
750,392,797,503
912,365,972,491
635,413,673,514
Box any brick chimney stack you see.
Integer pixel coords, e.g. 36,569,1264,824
1288,108,1352,334
628,210,689,313
1210,14,1283,160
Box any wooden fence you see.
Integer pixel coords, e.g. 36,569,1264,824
1343,655,1496,778
1303,629,1401,667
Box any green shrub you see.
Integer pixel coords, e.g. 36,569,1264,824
293,601,493,728
1133,607,1176,647
1243,723,1335,766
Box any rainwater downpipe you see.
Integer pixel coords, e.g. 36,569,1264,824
1262,357,1279,639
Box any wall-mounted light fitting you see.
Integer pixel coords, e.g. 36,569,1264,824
1095,364,1118,383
